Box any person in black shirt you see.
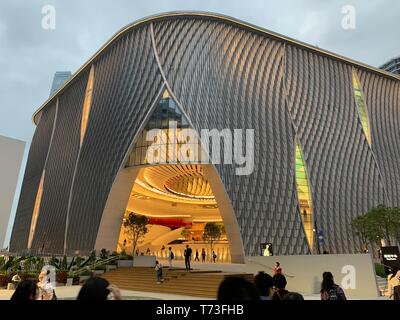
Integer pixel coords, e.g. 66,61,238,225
184,245,192,270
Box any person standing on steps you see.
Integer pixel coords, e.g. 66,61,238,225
273,262,282,275
201,248,206,262
167,247,174,268
194,249,200,262
212,250,217,263
155,261,164,284
184,245,192,270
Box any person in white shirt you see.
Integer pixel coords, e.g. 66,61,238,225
38,270,55,300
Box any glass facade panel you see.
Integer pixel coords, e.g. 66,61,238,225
80,65,95,146
27,171,45,249
127,90,204,167
352,69,371,145
295,141,314,250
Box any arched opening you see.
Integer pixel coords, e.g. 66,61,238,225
94,89,245,263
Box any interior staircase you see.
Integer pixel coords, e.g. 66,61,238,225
101,267,254,298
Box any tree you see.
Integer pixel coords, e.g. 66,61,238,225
371,204,395,245
123,212,149,256
181,226,191,241
202,222,223,251
351,215,371,252
352,204,400,250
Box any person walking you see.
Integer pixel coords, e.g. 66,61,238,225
201,248,206,262
167,247,174,268
212,250,217,263
194,249,200,262
155,261,164,284
320,272,347,300
273,262,282,275
184,245,192,270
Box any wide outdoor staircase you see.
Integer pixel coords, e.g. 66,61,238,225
101,267,254,298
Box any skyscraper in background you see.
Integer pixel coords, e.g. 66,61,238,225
50,71,72,96
381,56,400,75
0,135,25,249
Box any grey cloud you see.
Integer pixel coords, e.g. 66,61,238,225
0,0,399,143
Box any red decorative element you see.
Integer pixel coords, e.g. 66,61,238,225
148,218,191,230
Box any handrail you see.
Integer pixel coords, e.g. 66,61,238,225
70,255,120,277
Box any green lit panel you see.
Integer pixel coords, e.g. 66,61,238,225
295,142,313,250
352,70,371,145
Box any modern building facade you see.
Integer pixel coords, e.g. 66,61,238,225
381,56,400,75
0,135,25,249
9,12,400,262
49,71,72,96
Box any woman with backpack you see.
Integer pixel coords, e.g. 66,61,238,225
320,272,347,300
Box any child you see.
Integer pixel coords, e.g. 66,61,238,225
155,261,164,284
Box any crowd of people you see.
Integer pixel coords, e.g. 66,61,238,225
8,260,351,301
10,269,57,301
166,245,218,269
218,262,347,301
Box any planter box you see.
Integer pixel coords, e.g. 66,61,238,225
133,256,156,267
7,283,15,290
105,265,117,272
117,260,133,267
66,278,73,286
93,270,105,275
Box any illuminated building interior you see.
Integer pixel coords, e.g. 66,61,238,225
352,69,371,145
117,164,230,261
295,141,314,250
118,89,230,261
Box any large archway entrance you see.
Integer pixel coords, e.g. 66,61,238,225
94,88,245,263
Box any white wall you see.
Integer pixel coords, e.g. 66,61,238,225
246,254,379,298
0,135,25,249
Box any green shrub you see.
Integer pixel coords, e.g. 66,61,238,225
94,265,106,271
375,263,387,278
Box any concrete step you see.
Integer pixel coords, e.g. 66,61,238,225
101,267,253,298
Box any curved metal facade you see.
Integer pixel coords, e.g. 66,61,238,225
10,13,400,257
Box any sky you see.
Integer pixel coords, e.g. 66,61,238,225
0,0,400,247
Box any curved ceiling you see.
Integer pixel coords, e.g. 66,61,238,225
133,164,216,204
